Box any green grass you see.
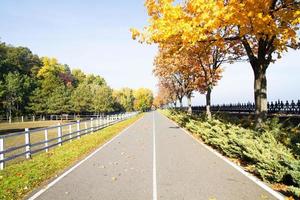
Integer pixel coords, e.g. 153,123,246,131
160,109,300,199
0,113,143,200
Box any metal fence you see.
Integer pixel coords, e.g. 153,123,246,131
191,100,300,115
0,112,138,170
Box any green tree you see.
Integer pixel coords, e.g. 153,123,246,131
92,85,115,114
133,88,153,112
71,82,92,114
113,88,135,112
47,85,72,115
72,69,86,86
1,72,33,119
0,42,41,80
85,74,106,86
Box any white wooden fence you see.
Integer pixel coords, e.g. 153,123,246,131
0,112,137,170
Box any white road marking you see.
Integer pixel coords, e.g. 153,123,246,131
28,116,144,200
159,112,285,200
152,112,158,200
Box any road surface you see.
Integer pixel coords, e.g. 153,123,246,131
29,111,280,200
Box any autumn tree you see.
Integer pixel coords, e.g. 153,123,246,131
187,44,228,119
154,81,177,108
154,45,197,112
132,0,300,126
153,43,225,117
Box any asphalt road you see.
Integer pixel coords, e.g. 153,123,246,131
29,111,280,200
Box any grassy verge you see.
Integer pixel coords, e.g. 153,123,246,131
160,109,300,199
0,113,143,200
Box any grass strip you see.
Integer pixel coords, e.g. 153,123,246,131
0,113,143,200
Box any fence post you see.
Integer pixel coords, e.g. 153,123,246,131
69,124,72,142
21,116,24,123
77,120,81,139
33,115,35,122
85,121,88,134
57,123,62,146
25,128,31,159
96,117,99,130
44,129,48,152
91,118,94,133
0,137,4,170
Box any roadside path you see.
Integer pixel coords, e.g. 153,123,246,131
29,111,280,200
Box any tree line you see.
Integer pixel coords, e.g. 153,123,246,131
0,41,154,120
131,0,299,127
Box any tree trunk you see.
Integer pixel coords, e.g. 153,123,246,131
179,98,183,108
173,101,177,108
9,102,12,124
206,87,212,120
187,94,192,114
253,68,268,128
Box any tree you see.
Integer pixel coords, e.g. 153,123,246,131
1,72,33,119
0,42,42,80
92,85,115,114
133,88,154,112
188,44,226,119
113,88,135,112
72,69,86,86
132,0,300,126
29,57,73,115
154,45,196,112
47,85,71,115
0,42,42,116
153,82,177,108
71,82,92,114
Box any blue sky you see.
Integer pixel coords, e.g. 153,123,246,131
0,0,299,105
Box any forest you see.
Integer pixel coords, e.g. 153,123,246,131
0,41,153,120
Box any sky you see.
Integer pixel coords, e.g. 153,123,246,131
0,0,299,105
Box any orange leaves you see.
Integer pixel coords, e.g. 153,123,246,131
132,0,299,57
